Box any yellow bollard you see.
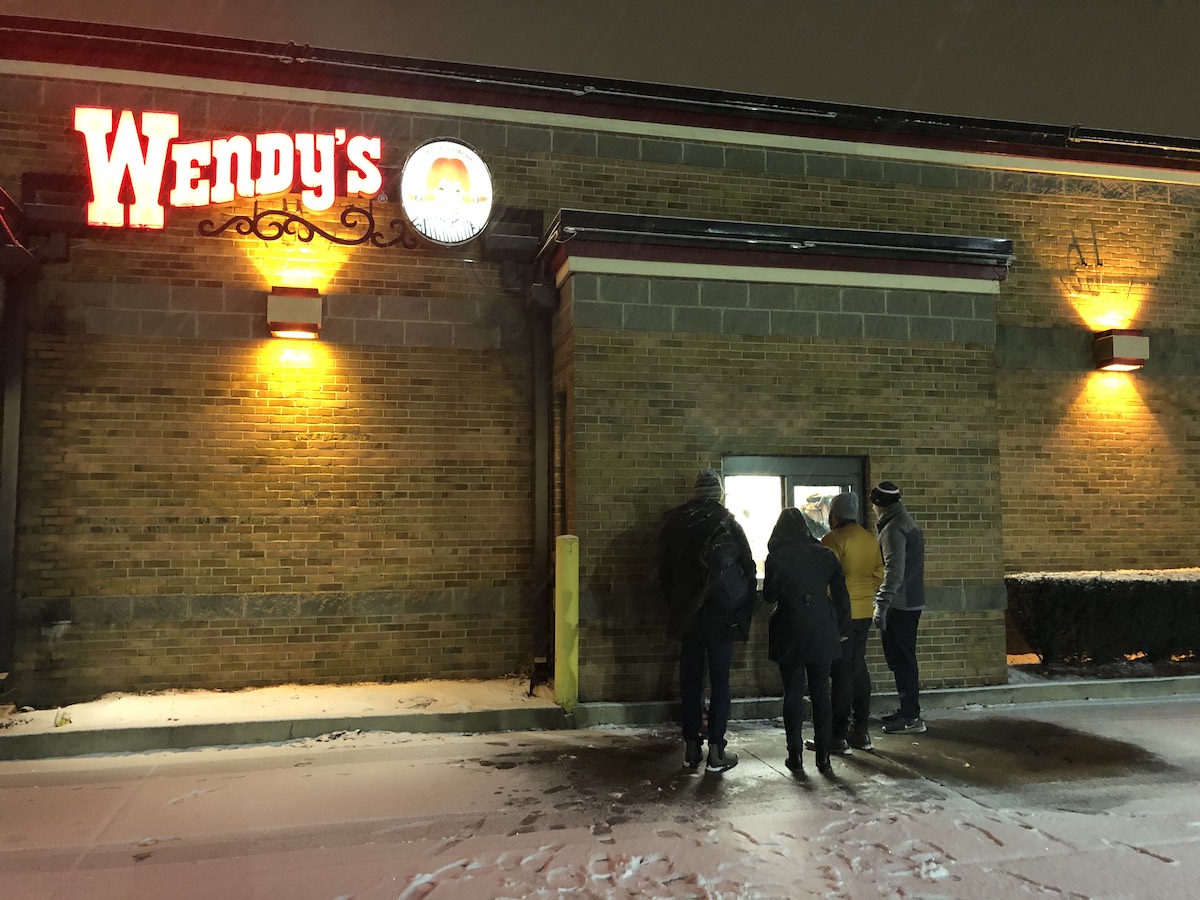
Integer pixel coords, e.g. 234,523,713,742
554,534,580,713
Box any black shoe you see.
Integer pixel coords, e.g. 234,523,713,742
880,709,904,724
684,739,702,768
848,730,873,751
784,753,804,775
881,716,927,735
815,752,833,775
805,738,852,756
707,745,739,773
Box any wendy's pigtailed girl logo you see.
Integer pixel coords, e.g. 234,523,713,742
400,139,494,246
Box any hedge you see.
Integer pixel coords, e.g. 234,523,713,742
1005,569,1200,665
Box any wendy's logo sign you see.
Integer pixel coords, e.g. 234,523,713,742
400,139,494,247
74,107,384,229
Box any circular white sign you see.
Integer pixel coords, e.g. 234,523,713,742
400,139,494,246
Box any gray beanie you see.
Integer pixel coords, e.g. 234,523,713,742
829,492,860,521
694,466,724,500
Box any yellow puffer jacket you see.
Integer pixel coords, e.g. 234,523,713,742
820,522,884,620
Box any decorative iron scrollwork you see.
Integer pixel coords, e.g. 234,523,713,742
198,202,421,249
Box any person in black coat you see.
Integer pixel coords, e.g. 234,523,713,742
657,467,758,773
764,507,851,775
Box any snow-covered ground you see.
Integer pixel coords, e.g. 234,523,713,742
0,676,558,736
2,695,1199,898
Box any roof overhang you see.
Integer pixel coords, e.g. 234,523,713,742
539,210,1013,294
5,14,1200,177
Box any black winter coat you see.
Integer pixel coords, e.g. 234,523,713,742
657,498,758,641
763,508,851,666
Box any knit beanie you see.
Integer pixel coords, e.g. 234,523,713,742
869,481,902,507
828,491,860,521
694,467,724,500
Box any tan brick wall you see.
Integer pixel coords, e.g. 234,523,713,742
999,370,1200,572
4,69,1200,706
562,326,1005,701
19,610,535,708
19,334,532,596
579,608,1006,704
9,332,535,703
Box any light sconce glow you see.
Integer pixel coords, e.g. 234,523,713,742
1092,328,1149,371
268,286,322,339
1063,278,1145,330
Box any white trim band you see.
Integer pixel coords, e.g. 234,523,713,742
553,256,1002,294
3,59,1200,188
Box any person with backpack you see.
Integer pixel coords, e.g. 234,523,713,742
763,506,851,776
657,467,758,773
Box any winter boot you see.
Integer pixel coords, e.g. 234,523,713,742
683,739,702,769
706,743,739,773
815,750,833,776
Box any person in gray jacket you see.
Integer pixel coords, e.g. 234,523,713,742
869,481,927,735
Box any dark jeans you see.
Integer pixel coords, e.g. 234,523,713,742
881,607,922,719
779,659,831,755
830,618,873,739
678,622,735,748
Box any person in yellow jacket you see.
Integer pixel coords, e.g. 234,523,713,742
816,492,884,753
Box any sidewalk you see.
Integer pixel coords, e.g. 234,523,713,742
3,670,1200,761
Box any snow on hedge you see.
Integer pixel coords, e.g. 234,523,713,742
1009,568,1200,583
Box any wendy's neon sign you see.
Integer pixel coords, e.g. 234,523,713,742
74,107,384,229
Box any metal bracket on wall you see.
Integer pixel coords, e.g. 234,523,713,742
482,207,545,299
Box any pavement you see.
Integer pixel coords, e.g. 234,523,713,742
2,670,1200,761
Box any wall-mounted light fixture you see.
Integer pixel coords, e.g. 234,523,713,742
267,286,322,339
1092,328,1149,371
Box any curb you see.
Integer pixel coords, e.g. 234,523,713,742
0,707,573,762
3,676,1199,761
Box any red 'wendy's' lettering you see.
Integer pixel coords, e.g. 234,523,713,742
74,107,385,229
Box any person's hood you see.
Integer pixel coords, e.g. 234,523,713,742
767,507,817,550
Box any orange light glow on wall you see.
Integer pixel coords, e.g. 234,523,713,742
242,230,351,293
1077,369,1147,420
256,338,334,400
74,107,384,229
1065,281,1145,332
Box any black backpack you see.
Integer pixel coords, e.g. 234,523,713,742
701,519,748,615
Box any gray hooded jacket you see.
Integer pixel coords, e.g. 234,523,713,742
873,500,925,614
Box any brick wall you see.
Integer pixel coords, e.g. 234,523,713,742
555,271,1006,700
998,369,1200,571
4,68,1200,705
9,328,536,704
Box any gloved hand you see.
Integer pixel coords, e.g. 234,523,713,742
872,603,888,631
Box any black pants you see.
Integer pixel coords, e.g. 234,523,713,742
881,607,922,719
830,617,873,739
779,658,831,756
679,622,735,748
